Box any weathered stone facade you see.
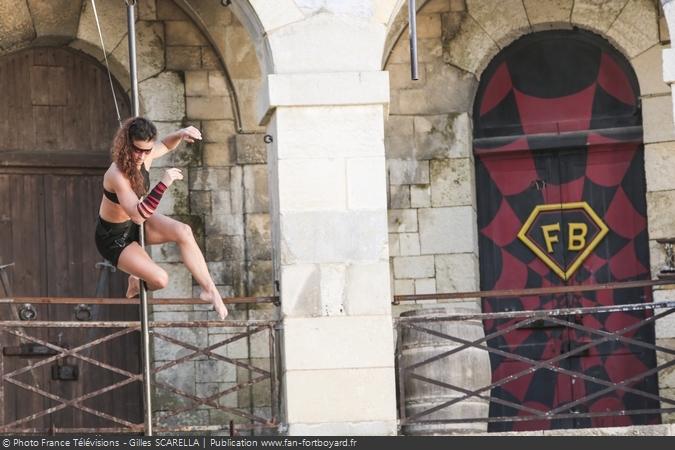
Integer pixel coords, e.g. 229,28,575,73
3,0,675,436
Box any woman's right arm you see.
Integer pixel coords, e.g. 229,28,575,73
109,168,182,224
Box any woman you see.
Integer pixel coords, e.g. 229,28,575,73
95,116,228,319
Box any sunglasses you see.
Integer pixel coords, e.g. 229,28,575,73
131,143,153,154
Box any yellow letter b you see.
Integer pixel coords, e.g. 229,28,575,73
568,223,588,251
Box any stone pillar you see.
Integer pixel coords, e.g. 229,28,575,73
259,71,397,435
662,0,675,120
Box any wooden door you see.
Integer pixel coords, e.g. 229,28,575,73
474,30,657,431
0,47,141,431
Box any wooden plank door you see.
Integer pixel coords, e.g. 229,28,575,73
0,46,138,432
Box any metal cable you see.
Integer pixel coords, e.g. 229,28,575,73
90,0,122,124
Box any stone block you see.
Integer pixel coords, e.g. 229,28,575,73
196,382,238,408
466,0,530,47
244,165,269,213
388,209,418,233
436,253,480,293
134,0,156,19
236,134,267,164
393,255,435,279
389,233,400,257
156,177,189,215
237,358,272,408
206,213,244,236
223,235,245,261
347,157,388,210
189,167,230,191
431,158,474,207
207,261,244,288
417,13,442,39
280,210,388,263
633,45,669,96
399,233,421,256
344,261,393,316
203,143,235,166
384,114,415,160
389,185,411,209
278,159,346,211
523,0,573,27
388,159,430,185
211,186,233,215
150,242,181,263
153,326,208,361
187,96,233,120
190,191,212,215
320,263,347,317
415,278,436,294
196,359,237,383
284,316,394,371
394,279,415,295
28,0,80,38
656,338,675,388
76,0,124,57
112,21,165,81
411,184,431,208
232,78,265,132
247,260,274,297
207,71,228,96
222,23,261,79
165,20,207,46
654,289,675,339
186,71,209,96
388,63,427,90
606,0,659,58
647,190,675,240
229,166,244,214
205,234,224,261
166,46,202,70
139,72,185,121
153,263,192,298
280,264,322,317
414,113,472,159
423,0,453,13
284,368,396,423
443,14,499,74
157,0,188,20
203,120,237,143
275,105,385,159
571,0,628,33
245,213,272,260
419,206,477,254
645,142,675,192
644,95,675,143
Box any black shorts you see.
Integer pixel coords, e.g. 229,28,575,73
94,217,140,267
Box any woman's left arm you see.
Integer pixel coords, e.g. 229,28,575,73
150,126,202,160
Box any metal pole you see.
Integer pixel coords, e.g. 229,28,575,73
408,0,419,80
126,0,153,436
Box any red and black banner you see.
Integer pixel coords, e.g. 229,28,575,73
474,30,657,431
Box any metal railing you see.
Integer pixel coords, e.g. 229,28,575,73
394,280,675,433
0,296,281,435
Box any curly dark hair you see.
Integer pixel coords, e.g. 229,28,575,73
111,117,157,196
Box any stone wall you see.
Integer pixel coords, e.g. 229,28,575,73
0,0,276,430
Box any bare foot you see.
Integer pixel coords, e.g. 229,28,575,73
126,275,140,298
200,288,228,320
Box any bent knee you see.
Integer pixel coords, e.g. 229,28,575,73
147,269,169,291
176,223,194,243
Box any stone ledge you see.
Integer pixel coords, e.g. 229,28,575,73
257,71,390,124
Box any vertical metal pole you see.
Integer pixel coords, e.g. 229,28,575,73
408,0,419,80
127,0,153,436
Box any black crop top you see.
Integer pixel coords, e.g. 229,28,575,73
103,164,151,204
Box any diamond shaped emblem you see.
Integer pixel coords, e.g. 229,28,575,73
517,202,609,280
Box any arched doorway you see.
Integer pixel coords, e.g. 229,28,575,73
0,47,141,429
474,30,657,431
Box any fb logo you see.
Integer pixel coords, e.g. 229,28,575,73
518,202,608,280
